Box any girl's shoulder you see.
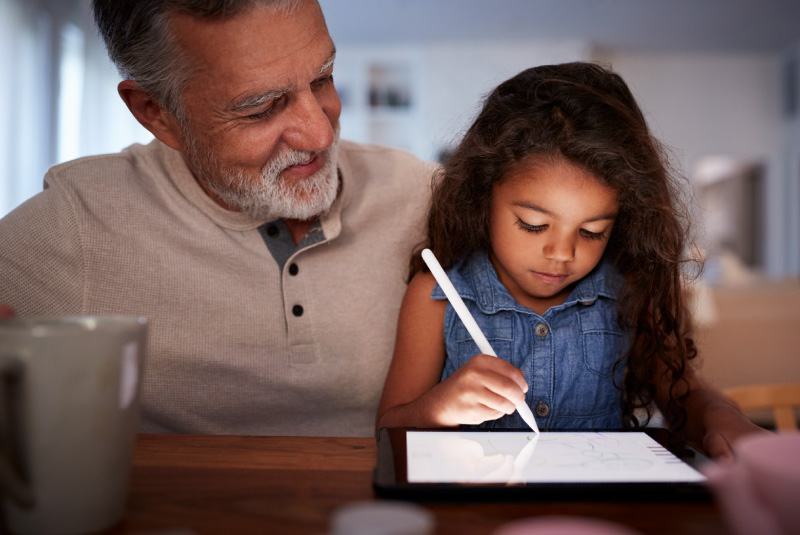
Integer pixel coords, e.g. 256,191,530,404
401,271,447,327
408,270,437,297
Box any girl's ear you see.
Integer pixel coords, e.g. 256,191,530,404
117,80,184,152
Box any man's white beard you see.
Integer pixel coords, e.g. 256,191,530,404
186,126,340,222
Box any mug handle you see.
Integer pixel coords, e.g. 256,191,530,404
0,355,34,507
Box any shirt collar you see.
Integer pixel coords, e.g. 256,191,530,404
432,250,621,316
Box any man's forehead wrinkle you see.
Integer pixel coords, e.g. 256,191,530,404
171,6,332,83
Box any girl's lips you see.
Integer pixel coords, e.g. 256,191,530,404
533,271,568,284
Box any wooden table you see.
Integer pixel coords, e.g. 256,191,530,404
107,434,728,535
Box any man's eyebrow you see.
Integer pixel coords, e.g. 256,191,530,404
512,201,616,222
227,89,285,113
316,47,336,78
226,48,337,114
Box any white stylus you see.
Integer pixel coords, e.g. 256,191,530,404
421,248,540,434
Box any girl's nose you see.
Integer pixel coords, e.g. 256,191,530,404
543,234,575,262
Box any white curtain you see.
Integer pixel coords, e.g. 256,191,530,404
0,0,52,216
0,0,153,218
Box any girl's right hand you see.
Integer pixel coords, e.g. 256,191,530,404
427,353,528,426
376,271,529,431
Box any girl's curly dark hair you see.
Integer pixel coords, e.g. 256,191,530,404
411,62,700,430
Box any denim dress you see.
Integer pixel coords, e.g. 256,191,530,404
434,252,629,430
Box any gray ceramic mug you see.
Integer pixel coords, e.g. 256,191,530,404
0,316,148,535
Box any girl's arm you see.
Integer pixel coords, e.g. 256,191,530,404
376,271,528,430
653,363,769,460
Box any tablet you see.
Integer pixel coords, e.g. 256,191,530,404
373,428,710,501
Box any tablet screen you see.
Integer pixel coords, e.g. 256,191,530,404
405,430,706,484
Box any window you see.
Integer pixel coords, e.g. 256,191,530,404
0,0,152,218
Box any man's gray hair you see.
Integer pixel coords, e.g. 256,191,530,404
91,0,302,120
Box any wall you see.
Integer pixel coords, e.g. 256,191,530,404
783,43,800,276
335,40,591,162
591,51,791,278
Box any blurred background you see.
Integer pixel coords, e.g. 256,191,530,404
1,0,799,416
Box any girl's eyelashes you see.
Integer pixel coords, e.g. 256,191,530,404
515,219,546,233
516,218,608,240
580,228,607,241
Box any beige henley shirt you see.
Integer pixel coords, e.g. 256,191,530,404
0,139,434,436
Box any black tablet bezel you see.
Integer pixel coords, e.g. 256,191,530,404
373,427,711,502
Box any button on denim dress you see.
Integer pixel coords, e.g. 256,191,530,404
434,252,629,430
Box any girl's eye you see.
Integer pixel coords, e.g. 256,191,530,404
580,229,606,241
516,219,546,233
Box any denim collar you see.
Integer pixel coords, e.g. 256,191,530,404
431,250,621,317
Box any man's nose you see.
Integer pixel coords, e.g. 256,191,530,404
282,91,337,152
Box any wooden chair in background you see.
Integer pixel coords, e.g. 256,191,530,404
723,383,800,432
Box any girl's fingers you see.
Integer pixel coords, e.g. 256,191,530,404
435,354,531,425
479,372,527,407
461,355,528,405
483,356,529,393
473,387,518,416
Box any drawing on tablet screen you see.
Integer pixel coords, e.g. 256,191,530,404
487,432,653,471
406,431,704,484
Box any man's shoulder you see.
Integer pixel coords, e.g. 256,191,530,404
338,138,422,161
40,140,190,213
338,139,438,185
47,140,169,185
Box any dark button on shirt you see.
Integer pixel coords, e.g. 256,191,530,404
292,305,304,317
258,219,325,275
535,402,550,417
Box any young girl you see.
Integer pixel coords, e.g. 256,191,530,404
376,62,762,458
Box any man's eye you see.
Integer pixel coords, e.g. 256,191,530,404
244,94,288,121
312,75,334,90
516,219,546,233
247,108,273,121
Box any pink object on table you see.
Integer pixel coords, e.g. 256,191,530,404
491,516,642,535
703,431,800,535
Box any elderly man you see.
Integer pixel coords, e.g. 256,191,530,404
0,0,433,436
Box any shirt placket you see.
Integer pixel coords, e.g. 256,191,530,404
530,316,554,428
282,253,317,365
259,219,326,366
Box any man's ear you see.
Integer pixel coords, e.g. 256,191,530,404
118,80,184,151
